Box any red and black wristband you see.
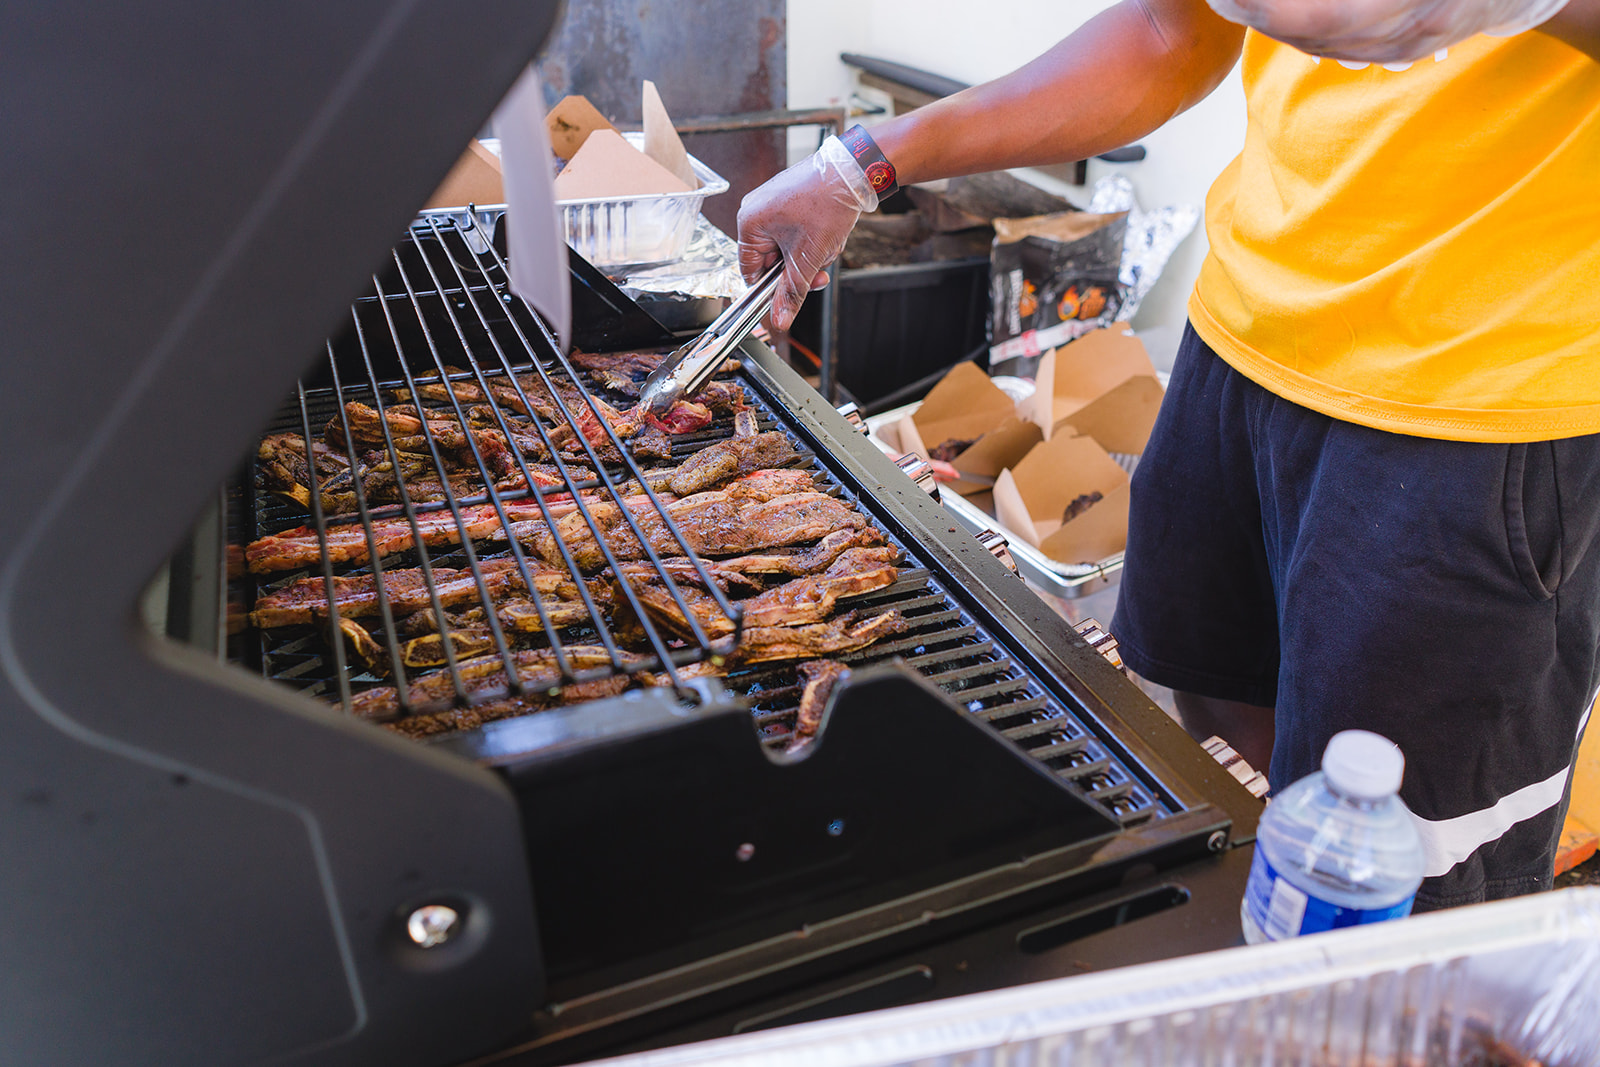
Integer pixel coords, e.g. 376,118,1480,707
839,124,900,201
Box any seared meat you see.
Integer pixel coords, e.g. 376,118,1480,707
349,645,638,721
250,557,571,627
786,660,851,753
245,499,555,573
385,675,634,739
734,610,908,666
697,530,892,580
667,432,797,496
625,545,897,642
929,436,979,463
1061,490,1104,524
738,548,900,628
257,433,359,514
541,487,867,571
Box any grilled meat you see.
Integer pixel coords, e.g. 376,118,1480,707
697,530,892,579
738,548,900,628
257,433,359,513
250,557,571,627
541,486,866,571
245,500,555,573
668,432,797,496
395,629,499,670
734,610,908,666
786,660,851,753
349,645,639,721
385,675,633,739
626,545,898,642
1061,490,1104,524
929,436,979,463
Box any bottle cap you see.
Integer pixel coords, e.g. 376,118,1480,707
1322,730,1406,799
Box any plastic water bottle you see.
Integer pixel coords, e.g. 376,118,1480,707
1241,729,1426,944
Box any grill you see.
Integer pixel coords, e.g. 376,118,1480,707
6,9,1261,1062
235,214,1168,828
207,212,1258,1063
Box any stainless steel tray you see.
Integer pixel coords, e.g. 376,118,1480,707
590,887,1600,1067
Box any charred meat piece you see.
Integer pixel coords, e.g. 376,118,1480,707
250,557,568,627
245,500,554,573
395,629,498,670
738,548,900,628
733,610,908,666
667,432,797,496
625,546,896,642
785,660,851,753
1061,490,1104,524
336,618,389,674
385,675,634,740
257,433,359,514
928,436,980,463
541,487,867,571
349,645,638,721
698,529,892,580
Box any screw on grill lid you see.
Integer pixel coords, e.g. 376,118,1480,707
1322,729,1406,799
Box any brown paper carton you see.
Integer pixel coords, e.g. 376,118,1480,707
642,80,699,190
893,363,1039,496
423,139,504,210
1023,327,1163,454
552,128,693,200
546,95,619,160
992,433,1131,565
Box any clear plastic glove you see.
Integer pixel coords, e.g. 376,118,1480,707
737,135,879,332
1205,0,1570,62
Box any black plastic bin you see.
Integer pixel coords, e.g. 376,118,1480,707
791,255,991,407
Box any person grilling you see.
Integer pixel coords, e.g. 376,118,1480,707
737,0,1600,911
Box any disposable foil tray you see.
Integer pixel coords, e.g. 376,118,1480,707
558,131,730,268
590,887,1600,1067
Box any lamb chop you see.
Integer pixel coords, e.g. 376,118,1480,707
667,431,797,496
250,556,573,627
384,674,634,740
732,610,909,666
256,433,359,514
245,499,556,573
689,529,892,580
738,548,900,628
348,644,638,721
540,486,867,572
625,545,898,642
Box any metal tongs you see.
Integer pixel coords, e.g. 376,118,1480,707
638,261,784,417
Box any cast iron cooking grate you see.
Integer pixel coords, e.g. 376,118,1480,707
228,214,1170,828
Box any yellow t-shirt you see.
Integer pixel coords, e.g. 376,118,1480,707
1190,32,1600,442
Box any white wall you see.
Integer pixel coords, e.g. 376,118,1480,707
785,0,1247,371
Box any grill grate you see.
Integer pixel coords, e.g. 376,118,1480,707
229,214,1170,827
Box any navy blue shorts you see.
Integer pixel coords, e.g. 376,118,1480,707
1112,324,1600,908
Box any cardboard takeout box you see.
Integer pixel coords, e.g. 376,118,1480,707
886,363,1041,496
1023,326,1164,454
993,432,1132,565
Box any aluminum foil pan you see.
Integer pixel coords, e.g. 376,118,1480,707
559,132,730,268
590,887,1600,1067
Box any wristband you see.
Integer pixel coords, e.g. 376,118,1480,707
839,125,901,200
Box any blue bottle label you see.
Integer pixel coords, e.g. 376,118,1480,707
1243,847,1414,940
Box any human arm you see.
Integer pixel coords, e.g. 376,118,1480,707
737,0,1245,330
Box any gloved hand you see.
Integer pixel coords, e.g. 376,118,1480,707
1205,0,1570,63
738,135,880,333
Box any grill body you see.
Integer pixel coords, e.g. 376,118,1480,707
2,9,1259,1067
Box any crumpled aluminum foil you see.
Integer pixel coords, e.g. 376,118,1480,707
1087,174,1200,322
612,215,749,301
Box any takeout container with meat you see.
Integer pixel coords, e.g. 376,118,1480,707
873,326,1165,584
